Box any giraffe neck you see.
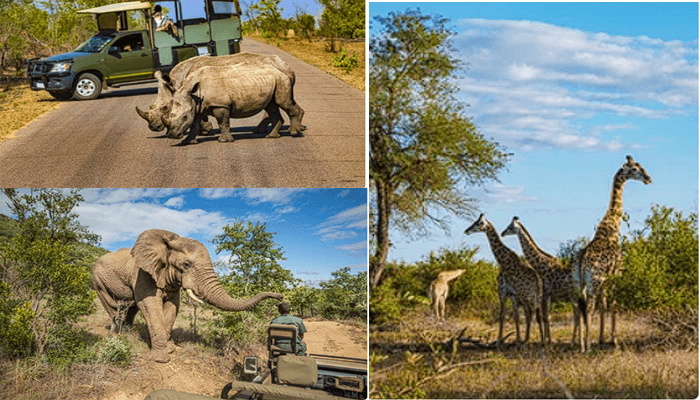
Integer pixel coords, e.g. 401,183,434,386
515,225,556,270
483,222,521,270
594,170,627,243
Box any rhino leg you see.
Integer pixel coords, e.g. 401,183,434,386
289,103,305,135
199,116,214,135
180,114,202,145
265,104,283,138
274,80,303,136
253,112,272,134
214,108,234,143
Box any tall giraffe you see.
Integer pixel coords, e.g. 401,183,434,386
576,155,651,351
501,216,578,345
428,269,466,322
465,214,544,347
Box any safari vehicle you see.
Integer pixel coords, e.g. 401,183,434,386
26,0,242,100
220,324,368,400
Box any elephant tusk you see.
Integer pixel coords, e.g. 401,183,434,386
186,288,204,304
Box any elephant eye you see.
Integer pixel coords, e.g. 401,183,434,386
182,261,192,269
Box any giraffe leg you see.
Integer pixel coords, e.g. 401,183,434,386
571,299,580,347
610,296,618,347
599,294,607,345
523,306,532,347
512,300,521,345
438,297,445,323
497,298,505,349
543,296,551,344
536,305,545,345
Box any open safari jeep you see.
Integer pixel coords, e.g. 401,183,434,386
220,324,368,400
27,0,242,100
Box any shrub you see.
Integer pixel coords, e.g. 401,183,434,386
98,336,132,366
332,47,359,73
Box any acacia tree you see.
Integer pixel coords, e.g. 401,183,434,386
369,10,509,292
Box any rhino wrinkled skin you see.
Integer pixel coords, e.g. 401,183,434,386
136,53,304,134
163,64,304,144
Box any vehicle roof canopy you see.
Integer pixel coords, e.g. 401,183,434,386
77,1,151,14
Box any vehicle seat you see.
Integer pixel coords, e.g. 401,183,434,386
276,354,318,387
268,324,297,363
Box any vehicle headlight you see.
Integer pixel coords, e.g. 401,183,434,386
50,62,72,73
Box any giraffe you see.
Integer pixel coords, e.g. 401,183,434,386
576,155,652,351
428,269,466,322
501,216,578,345
465,214,544,347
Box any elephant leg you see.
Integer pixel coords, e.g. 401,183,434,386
163,291,180,353
215,108,234,143
95,287,120,333
137,296,170,363
124,305,139,326
265,103,283,138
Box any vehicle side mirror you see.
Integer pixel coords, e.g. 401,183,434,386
243,357,258,375
108,46,119,53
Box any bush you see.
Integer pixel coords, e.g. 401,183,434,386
98,337,132,366
614,205,698,310
332,47,359,73
370,247,500,324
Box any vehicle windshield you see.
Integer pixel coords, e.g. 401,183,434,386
74,32,117,53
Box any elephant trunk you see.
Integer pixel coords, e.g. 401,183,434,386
194,267,283,311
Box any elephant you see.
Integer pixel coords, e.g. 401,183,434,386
135,52,304,135
162,64,303,144
92,229,284,363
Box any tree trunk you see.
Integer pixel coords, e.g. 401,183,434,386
370,179,391,292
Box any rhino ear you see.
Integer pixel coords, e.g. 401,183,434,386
188,82,202,102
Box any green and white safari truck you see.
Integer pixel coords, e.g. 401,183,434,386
27,0,242,100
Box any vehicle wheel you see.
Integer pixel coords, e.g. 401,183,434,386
72,73,101,100
49,91,72,100
220,382,232,399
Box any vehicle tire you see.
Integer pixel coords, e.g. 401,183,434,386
220,383,232,399
49,90,73,100
72,73,101,100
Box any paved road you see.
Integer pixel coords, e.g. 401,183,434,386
0,39,365,188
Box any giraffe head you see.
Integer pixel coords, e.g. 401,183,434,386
500,216,522,237
619,155,652,185
439,269,466,282
464,214,489,235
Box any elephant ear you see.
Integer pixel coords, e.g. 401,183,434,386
131,229,181,289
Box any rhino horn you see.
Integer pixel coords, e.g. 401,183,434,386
135,106,150,121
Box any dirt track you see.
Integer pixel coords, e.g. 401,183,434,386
304,320,367,359
0,38,365,188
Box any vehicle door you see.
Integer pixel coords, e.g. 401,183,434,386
104,32,153,84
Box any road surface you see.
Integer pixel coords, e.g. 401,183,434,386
0,39,365,188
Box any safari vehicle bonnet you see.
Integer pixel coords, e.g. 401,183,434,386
26,0,242,100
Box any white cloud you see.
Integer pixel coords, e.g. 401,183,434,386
336,241,367,255
452,18,698,151
199,188,307,205
164,196,185,209
314,204,367,242
475,184,538,205
82,189,186,204
75,202,232,246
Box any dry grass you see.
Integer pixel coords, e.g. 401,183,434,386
0,84,61,143
370,309,699,398
246,34,365,92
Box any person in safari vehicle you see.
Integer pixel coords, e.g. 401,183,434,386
271,302,307,356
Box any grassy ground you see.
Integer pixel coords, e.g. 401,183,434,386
370,308,698,398
0,84,61,143
246,34,365,92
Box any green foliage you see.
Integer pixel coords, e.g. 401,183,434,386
0,189,101,362
318,0,364,40
286,283,320,318
557,236,590,267
208,219,297,348
332,47,359,73
369,9,508,291
249,0,284,36
318,267,367,320
295,14,315,38
98,336,132,366
370,248,499,324
614,205,698,310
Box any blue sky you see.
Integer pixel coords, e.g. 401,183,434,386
0,189,367,285
370,2,698,264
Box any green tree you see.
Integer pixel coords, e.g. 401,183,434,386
317,0,363,52
0,189,100,363
250,0,284,36
318,267,367,320
207,220,298,348
614,205,698,310
369,9,509,292
287,283,320,318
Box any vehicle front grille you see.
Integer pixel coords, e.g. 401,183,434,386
27,60,53,74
